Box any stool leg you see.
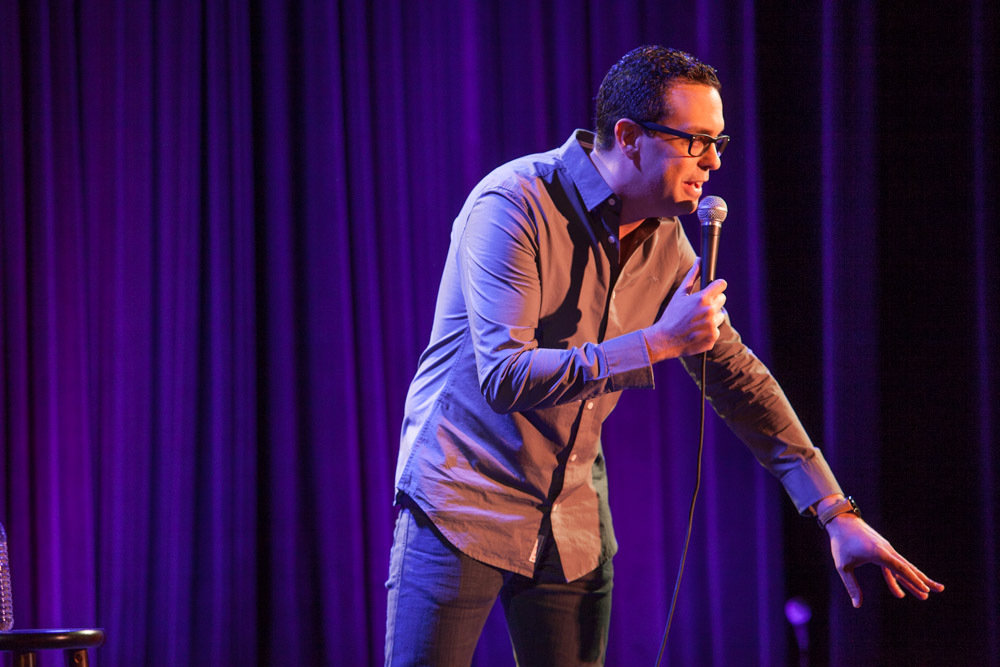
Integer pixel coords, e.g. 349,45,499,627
65,649,90,667
13,651,38,667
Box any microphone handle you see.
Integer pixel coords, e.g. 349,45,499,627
700,223,722,289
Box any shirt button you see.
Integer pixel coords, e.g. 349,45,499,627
608,234,616,244
608,197,617,206
586,401,594,410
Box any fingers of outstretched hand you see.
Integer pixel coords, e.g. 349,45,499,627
831,520,944,607
881,566,906,599
837,566,863,608
881,551,944,599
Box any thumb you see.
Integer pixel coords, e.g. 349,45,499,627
838,567,863,608
682,260,701,295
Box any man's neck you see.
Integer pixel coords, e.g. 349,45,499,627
589,147,648,237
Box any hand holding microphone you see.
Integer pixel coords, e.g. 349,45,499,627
643,196,729,362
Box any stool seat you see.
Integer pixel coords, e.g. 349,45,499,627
0,629,105,667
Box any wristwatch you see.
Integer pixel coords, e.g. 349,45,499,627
816,496,861,529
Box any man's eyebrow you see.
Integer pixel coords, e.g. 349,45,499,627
667,120,724,135
686,127,725,136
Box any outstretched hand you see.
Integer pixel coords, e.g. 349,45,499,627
825,513,944,608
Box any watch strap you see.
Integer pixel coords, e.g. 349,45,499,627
817,496,861,529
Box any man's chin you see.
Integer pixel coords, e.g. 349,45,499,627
667,199,698,217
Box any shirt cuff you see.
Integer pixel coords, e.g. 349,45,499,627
779,447,844,514
602,330,655,391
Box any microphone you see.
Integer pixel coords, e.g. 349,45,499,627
697,195,728,288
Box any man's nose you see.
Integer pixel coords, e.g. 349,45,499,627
699,144,722,170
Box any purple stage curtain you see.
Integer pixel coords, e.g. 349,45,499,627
1,1,996,665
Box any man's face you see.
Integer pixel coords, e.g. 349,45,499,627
633,83,725,218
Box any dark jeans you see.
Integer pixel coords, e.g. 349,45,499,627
384,501,613,666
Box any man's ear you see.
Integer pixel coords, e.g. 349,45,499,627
613,118,642,160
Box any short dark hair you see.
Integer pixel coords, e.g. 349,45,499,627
594,45,721,151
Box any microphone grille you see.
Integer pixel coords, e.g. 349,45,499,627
697,195,728,226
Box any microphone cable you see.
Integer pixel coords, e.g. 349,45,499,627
655,351,709,666
655,196,726,664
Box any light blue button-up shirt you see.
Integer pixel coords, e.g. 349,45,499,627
395,130,841,581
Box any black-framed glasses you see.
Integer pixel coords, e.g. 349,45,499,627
632,119,730,158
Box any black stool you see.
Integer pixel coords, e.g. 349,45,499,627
0,629,105,667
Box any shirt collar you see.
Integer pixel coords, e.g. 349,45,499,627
560,130,620,214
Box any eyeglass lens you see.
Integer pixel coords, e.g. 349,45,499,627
691,135,728,157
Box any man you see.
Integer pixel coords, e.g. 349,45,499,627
385,45,942,666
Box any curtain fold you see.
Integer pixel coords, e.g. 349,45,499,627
1,1,996,664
